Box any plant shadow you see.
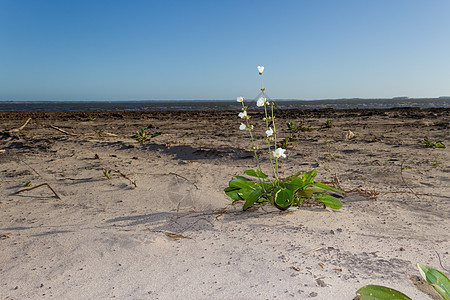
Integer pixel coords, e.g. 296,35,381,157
104,204,324,234
91,140,254,161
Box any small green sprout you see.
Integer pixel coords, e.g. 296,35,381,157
323,119,334,128
423,138,446,149
277,136,291,149
23,181,32,187
103,169,112,180
287,121,296,131
131,128,161,143
276,122,299,149
85,114,96,121
287,121,312,132
299,120,312,132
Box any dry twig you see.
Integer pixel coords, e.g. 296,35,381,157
169,172,199,190
99,131,118,137
350,188,379,199
15,183,61,200
144,228,192,240
49,125,81,136
19,158,42,177
117,170,137,187
83,131,118,137
49,125,118,137
436,251,449,273
303,246,324,255
400,159,420,199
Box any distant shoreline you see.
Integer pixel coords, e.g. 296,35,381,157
0,98,449,112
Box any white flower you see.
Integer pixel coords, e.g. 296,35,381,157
266,127,273,137
257,97,266,107
237,96,244,102
238,111,247,119
257,66,264,74
239,123,246,130
273,148,286,158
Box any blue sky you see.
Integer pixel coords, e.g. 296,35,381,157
1,0,449,101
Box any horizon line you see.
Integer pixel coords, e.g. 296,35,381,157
1,96,450,102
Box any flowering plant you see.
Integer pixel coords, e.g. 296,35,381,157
224,66,344,211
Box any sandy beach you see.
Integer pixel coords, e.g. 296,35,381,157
1,108,449,299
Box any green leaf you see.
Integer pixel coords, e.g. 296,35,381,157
313,194,343,209
256,197,269,203
274,188,294,209
260,182,272,191
225,190,241,201
312,182,345,194
297,187,323,199
238,188,255,200
232,176,251,181
285,183,299,193
229,179,259,191
356,285,411,300
243,189,263,210
289,177,306,189
417,263,450,300
244,169,269,179
302,169,317,185
283,171,303,182
224,186,239,192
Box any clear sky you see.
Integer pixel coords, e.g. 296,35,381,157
1,0,449,101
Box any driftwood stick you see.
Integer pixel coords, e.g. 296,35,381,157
49,124,81,136
15,183,62,200
17,117,32,131
5,117,32,134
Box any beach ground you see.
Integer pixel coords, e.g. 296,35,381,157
1,108,449,299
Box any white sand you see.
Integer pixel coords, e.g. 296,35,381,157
1,109,449,299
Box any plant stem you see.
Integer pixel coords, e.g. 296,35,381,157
260,74,277,179
271,103,279,179
275,157,279,180
241,101,266,191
